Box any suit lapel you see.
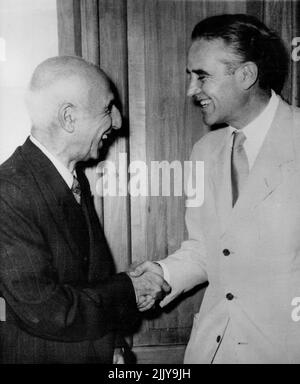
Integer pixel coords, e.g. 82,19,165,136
211,99,297,235
230,99,296,222
20,138,90,259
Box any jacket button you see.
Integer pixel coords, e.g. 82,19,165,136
223,249,230,256
226,293,234,300
216,335,221,343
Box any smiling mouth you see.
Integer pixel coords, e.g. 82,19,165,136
197,98,212,109
200,99,212,108
192,95,213,109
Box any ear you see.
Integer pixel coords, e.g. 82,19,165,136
58,103,75,133
236,62,258,90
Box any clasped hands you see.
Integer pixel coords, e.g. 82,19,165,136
127,261,171,312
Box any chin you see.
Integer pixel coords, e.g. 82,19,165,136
204,112,225,127
203,116,217,126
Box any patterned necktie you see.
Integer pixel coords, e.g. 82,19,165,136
231,131,249,206
71,175,81,204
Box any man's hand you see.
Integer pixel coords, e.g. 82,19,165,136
129,261,163,278
128,261,171,312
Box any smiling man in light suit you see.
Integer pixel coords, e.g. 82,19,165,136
131,14,300,363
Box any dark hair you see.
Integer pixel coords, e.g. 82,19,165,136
191,14,289,94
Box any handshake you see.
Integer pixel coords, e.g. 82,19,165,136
127,261,171,312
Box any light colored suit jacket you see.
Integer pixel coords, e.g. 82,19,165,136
161,98,300,364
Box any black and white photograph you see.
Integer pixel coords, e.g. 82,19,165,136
0,0,299,367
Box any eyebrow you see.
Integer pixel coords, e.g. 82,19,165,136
186,68,210,76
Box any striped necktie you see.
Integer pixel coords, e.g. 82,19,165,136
231,131,249,206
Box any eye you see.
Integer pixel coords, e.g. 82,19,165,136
105,101,114,114
198,75,207,82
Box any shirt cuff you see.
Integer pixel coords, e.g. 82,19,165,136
155,261,171,285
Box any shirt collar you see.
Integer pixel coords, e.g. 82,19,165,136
228,90,279,169
229,90,279,139
29,135,74,189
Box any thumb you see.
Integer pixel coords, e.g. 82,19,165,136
129,263,146,277
162,280,171,294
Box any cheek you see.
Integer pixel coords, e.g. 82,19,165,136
203,80,223,101
92,119,105,138
94,123,108,144
212,83,237,107
98,116,111,132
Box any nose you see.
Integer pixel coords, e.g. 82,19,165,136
187,77,201,98
111,105,122,130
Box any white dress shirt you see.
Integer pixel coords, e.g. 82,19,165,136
159,90,280,284
30,135,75,189
229,90,279,169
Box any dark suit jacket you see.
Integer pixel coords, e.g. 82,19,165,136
0,138,139,363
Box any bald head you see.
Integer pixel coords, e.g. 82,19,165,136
25,56,122,169
30,55,109,88
25,56,111,133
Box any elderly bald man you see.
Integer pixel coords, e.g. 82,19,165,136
0,56,170,364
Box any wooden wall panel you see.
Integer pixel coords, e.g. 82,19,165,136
264,0,295,104
81,0,99,65
246,0,265,20
97,0,131,272
127,0,148,271
57,0,82,56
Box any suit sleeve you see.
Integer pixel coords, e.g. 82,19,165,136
159,140,209,306
0,180,139,342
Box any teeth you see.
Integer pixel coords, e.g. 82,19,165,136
200,99,211,107
103,134,107,139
